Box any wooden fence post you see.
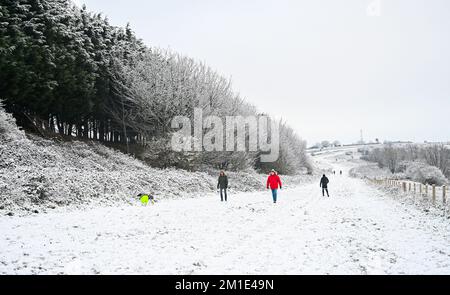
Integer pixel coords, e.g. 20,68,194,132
419,184,422,195
413,183,416,194
425,184,428,197
443,185,446,205
408,183,411,192
432,184,436,205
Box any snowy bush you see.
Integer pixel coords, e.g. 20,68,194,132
396,161,409,173
0,102,27,142
139,135,202,171
405,162,447,185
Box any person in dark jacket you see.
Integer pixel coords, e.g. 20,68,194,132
320,174,330,197
217,171,228,202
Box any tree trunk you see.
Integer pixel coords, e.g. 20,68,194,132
67,124,73,137
99,121,105,142
83,120,89,139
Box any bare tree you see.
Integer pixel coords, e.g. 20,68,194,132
422,144,450,177
383,145,399,173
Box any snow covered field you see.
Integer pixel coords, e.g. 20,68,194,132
1,153,450,275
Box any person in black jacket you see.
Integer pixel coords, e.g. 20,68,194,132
217,171,228,202
320,174,330,197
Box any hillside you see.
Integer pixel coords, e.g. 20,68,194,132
0,105,315,216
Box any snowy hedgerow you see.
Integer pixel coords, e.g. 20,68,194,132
405,161,447,186
0,102,27,142
0,112,314,213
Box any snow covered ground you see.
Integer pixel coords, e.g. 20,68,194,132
1,152,450,275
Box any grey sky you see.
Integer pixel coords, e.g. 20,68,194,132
75,0,450,145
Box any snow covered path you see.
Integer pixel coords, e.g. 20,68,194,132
1,159,450,274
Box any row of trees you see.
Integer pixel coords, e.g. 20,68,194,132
0,0,311,174
362,144,450,181
110,49,311,173
0,0,145,141
311,140,341,149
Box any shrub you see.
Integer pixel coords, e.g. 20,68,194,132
405,161,447,185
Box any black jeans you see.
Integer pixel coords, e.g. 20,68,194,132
220,188,227,201
322,187,329,197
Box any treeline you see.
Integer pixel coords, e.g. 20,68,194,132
0,0,144,141
0,0,311,174
361,144,450,184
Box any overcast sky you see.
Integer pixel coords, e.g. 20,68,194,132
74,0,450,145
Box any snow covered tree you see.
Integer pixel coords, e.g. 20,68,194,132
321,140,330,148
421,144,450,178
0,0,310,174
405,161,447,185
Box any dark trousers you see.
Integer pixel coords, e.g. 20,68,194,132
220,188,227,201
322,187,329,197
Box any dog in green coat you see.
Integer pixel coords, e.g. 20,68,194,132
137,193,155,205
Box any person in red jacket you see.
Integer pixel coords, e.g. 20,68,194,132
266,169,282,203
